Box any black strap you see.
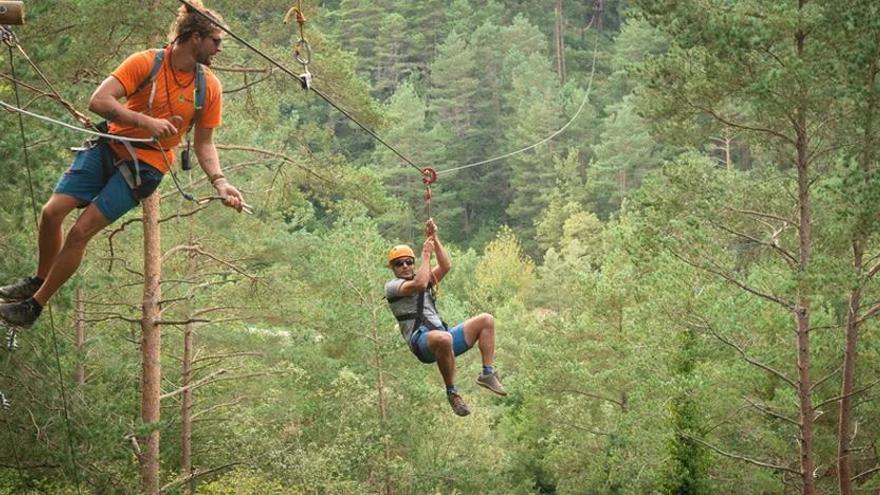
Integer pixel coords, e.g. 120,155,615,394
395,312,417,322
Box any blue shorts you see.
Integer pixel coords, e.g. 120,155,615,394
409,323,471,364
54,142,163,223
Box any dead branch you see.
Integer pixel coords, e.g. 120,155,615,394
160,369,227,401
160,462,242,494
683,433,799,474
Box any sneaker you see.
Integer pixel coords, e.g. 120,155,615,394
0,276,41,302
0,299,41,328
476,372,507,396
447,392,471,417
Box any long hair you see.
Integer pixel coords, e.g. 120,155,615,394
167,0,227,43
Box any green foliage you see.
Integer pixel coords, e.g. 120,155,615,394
198,468,302,495
469,227,535,313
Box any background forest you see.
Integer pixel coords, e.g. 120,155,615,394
1,0,880,494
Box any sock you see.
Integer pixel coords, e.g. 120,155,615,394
27,298,43,317
482,365,494,376
446,384,458,395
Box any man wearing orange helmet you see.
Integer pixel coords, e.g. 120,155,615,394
385,219,505,417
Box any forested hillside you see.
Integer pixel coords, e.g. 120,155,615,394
2,1,880,494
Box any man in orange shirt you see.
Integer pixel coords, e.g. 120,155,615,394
0,1,244,328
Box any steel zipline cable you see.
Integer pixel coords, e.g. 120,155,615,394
175,0,426,175
437,31,599,176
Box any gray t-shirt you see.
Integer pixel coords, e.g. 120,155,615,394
385,278,444,343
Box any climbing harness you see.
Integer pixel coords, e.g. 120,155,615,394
284,0,311,89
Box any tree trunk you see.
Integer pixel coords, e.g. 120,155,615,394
554,0,566,84
140,193,162,495
375,348,392,495
795,95,816,495
838,52,878,495
793,11,816,493
181,319,194,494
74,287,86,386
181,231,197,495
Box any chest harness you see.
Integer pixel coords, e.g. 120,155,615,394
79,48,205,199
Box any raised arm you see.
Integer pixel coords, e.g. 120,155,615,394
428,219,451,284
397,237,436,296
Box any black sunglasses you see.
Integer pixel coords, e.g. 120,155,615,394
393,258,415,268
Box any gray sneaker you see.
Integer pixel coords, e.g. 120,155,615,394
0,276,41,302
476,372,507,396
447,392,471,417
0,299,41,328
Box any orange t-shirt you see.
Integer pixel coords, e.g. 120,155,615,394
108,49,223,173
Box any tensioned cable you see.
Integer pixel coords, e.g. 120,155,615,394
0,27,91,127
176,0,599,184
438,31,599,176
0,101,154,144
1,43,33,490
175,0,425,175
6,45,84,495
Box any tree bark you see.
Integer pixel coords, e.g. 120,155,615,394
793,9,816,493
838,50,878,495
554,0,566,84
181,319,194,494
140,193,162,495
181,229,197,495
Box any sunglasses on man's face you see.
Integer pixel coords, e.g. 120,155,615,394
393,258,415,268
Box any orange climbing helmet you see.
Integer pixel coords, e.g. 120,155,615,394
387,244,415,264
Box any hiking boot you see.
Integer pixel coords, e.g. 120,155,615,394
0,276,41,303
476,372,507,396
447,392,471,417
0,299,41,329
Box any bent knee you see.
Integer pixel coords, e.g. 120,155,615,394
429,332,454,350
479,313,495,328
41,199,75,223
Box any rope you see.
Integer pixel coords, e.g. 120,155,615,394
1,43,30,492
6,39,83,495
0,100,155,144
175,0,424,175
0,26,92,128
437,31,600,176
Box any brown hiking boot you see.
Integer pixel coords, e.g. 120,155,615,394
476,372,507,396
447,392,471,417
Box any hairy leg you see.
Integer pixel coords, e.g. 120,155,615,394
462,313,496,367
427,330,456,386
36,194,82,279
33,204,109,306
